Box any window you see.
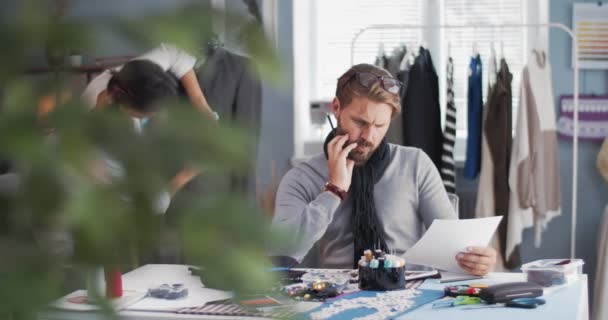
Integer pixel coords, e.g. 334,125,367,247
294,0,544,160
311,0,422,100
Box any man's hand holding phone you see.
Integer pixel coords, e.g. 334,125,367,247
327,134,357,191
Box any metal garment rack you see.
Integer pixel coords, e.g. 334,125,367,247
350,23,580,259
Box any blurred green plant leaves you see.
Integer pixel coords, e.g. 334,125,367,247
0,0,93,85
0,0,283,318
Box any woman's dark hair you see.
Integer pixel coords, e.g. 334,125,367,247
107,60,179,114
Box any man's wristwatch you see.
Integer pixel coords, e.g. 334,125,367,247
323,182,347,201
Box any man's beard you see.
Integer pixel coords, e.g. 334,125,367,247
336,126,377,166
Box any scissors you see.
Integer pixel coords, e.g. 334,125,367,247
461,297,546,310
432,296,482,308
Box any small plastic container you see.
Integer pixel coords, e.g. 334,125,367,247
521,259,584,287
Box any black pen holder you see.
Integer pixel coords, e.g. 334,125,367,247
358,265,405,291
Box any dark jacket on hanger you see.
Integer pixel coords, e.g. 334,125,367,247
195,47,262,195
401,47,442,171
484,59,513,266
485,59,512,217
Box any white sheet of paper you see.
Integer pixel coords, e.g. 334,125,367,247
50,290,146,311
403,216,502,273
122,264,233,312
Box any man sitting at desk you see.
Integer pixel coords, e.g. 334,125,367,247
270,64,496,276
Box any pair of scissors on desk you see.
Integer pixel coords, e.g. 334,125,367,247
461,297,546,310
432,296,482,308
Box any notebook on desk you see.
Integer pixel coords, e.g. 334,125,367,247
405,263,441,281
405,270,441,281
437,272,483,283
405,263,482,283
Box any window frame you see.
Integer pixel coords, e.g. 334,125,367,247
292,0,549,163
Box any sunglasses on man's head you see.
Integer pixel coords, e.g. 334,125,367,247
340,72,402,95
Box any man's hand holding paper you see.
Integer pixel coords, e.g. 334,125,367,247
403,216,502,276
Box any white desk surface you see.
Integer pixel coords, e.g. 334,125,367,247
40,264,589,320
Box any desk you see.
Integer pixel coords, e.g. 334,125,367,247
40,264,589,320
404,272,588,320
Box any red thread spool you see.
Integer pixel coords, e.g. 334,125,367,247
105,267,123,298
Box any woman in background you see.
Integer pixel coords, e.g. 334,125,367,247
82,43,218,121
82,43,219,213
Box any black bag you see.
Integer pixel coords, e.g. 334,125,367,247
479,282,543,304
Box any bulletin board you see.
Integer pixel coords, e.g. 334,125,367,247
572,3,608,69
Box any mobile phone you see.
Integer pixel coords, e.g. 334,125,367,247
327,115,336,131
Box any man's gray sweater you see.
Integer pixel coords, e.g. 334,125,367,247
270,144,456,268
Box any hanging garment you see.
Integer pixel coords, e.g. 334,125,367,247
506,50,560,267
392,52,412,146
486,58,513,217
402,47,443,171
464,54,483,179
374,43,389,70
474,53,506,271
195,47,262,195
475,53,498,218
476,57,513,270
441,57,456,193
380,46,406,145
386,46,407,78
399,49,414,92
486,58,513,267
593,205,608,320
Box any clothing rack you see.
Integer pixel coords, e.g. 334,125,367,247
350,23,580,259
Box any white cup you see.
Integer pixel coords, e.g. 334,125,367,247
68,55,83,67
86,266,106,300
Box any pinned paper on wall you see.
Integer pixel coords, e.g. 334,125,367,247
573,3,608,69
558,95,608,141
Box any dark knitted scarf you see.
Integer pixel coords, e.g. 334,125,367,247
323,129,391,268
